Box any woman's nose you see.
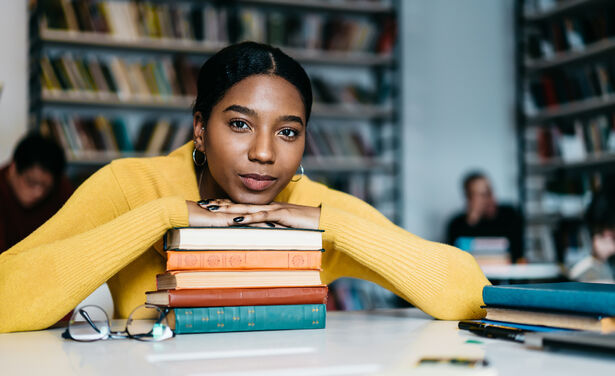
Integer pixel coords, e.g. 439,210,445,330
248,131,275,164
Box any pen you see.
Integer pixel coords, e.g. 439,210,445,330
458,320,525,343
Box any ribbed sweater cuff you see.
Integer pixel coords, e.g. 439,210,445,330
164,196,190,228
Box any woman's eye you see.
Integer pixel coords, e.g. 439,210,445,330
279,128,298,138
230,120,250,130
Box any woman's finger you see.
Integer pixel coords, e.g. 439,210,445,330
205,203,278,214
242,222,288,228
233,210,282,226
234,206,319,230
197,198,233,207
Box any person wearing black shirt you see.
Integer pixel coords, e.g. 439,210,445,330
584,186,615,279
445,171,523,263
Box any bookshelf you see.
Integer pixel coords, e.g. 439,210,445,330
519,0,615,265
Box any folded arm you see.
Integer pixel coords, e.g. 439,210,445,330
0,166,188,333
318,188,489,320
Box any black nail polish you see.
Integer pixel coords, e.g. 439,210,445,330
233,216,244,223
266,222,275,228
197,199,212,206
207,205,219,211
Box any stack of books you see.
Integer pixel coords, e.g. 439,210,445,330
481,282,615,333
147,226,328,334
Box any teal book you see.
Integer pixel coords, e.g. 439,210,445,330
483,282,615,316
170,304,326,334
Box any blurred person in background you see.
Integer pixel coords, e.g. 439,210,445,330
580,185,615,280
0,133,73,253
446,171,523,263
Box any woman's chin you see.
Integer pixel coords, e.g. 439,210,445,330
230,191,276,205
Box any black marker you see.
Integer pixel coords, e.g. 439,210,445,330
458,320,525,343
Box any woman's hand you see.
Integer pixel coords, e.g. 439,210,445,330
191,199,321,229
186,200,252,227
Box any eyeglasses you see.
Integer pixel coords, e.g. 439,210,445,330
61,304,174,342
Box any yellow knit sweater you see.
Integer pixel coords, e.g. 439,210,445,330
0,142,489,332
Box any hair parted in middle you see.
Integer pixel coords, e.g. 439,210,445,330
192,41,313,127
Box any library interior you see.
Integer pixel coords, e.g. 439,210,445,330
1,0,615,375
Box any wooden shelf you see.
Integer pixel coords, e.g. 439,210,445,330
66,152,392,173
42,91,194,111
526,153,615,174
41,91,393,120
526,95,615,124
240,0,394,13
524,0,602,22
40,29,394,67
525,38,615,71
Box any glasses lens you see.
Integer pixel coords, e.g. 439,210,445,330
68,305,110,341
126,305,174,342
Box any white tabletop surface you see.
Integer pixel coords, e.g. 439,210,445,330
1,309,614,376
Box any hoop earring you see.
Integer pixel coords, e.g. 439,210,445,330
192,148,206,166
291,164,304,182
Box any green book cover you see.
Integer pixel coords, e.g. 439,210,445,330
172,304,326,334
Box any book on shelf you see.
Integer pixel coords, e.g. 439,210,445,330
530,113,615,163
482,282,615,317
167,304,326,334
40,114,193,158
146,286,328,307
166,249,323,271
156,270,323,290
40,52,199,102
305,123,374,158
484,306,615,333
39,0,396,55
311,75,386,106
164,226,323,251
526,61,615,111
525,8,615,60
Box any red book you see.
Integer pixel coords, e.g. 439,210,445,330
146,286,328,307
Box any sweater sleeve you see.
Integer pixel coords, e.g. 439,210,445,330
0,165,189,333
318,188,490,320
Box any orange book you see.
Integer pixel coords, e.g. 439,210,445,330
166,250,323,271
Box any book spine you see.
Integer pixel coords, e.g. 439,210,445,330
173,304,326,334
483,286,615,316
164,286,328,307
166,250,322,271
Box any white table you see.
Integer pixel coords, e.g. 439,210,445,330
1,309,614,375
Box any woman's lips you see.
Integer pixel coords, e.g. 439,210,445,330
239,174,277,191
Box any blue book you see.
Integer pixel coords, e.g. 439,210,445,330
170,304,326,334
483,282,615,316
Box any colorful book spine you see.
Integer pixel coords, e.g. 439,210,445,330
166,250,323,271
171,304,326,334
148,286,328,307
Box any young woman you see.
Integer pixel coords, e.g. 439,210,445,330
0,42,489,333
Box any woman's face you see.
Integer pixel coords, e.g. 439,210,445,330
195,74,306,204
